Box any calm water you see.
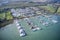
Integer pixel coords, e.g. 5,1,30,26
0,15,60,40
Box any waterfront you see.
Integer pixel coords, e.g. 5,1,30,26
0,14,60,40
0,0,60,40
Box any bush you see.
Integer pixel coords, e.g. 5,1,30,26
6,11,13,20
0,13,5,20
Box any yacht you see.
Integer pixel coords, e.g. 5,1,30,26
52,20,58,23
24,18,40,31
15,20,26,37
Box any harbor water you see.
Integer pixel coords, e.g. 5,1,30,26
0,14,60,40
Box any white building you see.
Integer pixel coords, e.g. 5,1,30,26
11,7,36,17
11,8,21,17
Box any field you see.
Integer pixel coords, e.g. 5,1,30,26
0,11,13,20
38,5,56,13
57,7,60,13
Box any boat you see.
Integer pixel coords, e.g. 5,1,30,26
32,27,40,31
42,21,49,26
52,20,58,23
24,18,40,31
15,20,27,37
19,29,26,37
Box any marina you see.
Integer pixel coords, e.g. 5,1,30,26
0,0,60,40
0,14,60,40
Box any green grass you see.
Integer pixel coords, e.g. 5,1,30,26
57,7,60,13
0,13,5,20
0,11,13,20
38,5,56,13
6,11,13,20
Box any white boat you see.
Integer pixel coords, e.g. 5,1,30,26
24,18,33,25
19,29,24,33
17,26,21,29
32,27,40,31
31,25,40,31
32,28,37,31
42,22,49,26
36,27,40,30
16,23,19,26
15,19,26,37
20,33,25,37
34,25,40,30
19,29,26,37
52,20,58,23
24,18,40,31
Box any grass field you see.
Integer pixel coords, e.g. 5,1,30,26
0,13,5,20
6,11,13,20
57,7,60,13
0,11,13,20
38,5,56,13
